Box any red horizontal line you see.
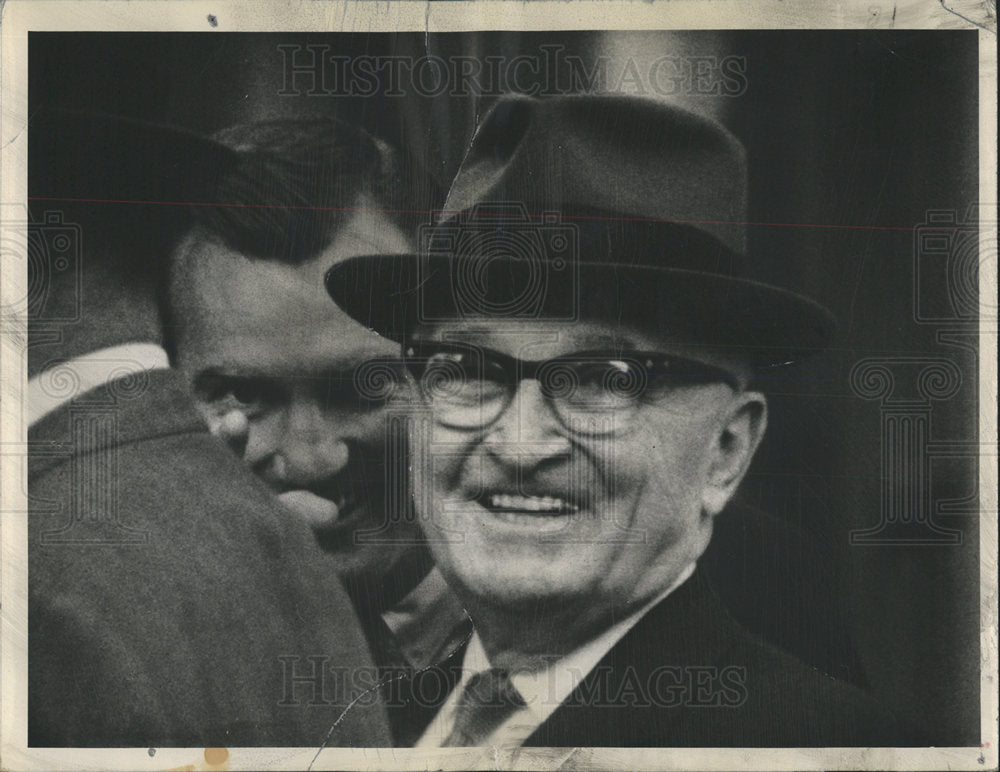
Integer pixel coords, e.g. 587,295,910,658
26,195,982,234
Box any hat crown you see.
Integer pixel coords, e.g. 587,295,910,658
440,94,748,257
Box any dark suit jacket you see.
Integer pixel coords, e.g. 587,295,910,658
703,500,867,686
523,571,924,747
390,571,922,748
29,369,390,747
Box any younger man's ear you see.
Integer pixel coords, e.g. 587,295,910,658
701,391,768,518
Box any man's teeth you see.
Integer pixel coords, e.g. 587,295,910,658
488,493,577,513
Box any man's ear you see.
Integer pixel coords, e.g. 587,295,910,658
701,390,768,517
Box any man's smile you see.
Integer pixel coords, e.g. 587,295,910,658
477,491,580,516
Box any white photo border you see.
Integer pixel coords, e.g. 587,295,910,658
1,2,995,770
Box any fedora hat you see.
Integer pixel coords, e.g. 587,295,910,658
324,94,835,368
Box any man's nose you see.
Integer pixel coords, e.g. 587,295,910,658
483,379,572,467
253,400,351,488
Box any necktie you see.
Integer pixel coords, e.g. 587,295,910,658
441,668,527,746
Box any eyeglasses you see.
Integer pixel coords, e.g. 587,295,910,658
403,341,740,437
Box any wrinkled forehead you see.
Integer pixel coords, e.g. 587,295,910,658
410,318,755,377
412,318,645,350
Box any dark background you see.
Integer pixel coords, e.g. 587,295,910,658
29,30,982,745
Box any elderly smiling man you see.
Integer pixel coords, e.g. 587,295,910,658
325,94,923,747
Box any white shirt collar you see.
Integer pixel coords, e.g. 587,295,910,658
27,343,170,427
415,561,697,748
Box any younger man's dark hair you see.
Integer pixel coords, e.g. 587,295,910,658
182,117,433,265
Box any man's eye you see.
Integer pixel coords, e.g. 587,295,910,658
228,382,264,406
419,353,503,404
579,360,633,386
327,375,382,411
206,379,272,417
427,351,466,365
418,352,473,381
601,360,648,397
543,359,649,407
422,353,473,388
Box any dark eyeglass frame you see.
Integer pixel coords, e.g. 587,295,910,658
403,340,740,437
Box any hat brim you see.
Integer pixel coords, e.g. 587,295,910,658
326,254,835,369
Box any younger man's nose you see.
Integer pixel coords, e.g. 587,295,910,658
247,401,351,490
280,400,352,486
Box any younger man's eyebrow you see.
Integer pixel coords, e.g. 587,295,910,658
192,369,275,392
192,360,407,395
192,368,229,390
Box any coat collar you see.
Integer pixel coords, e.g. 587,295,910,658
524,568,746,746
28,368,206,479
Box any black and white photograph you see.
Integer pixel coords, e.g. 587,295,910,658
1,2,996,770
